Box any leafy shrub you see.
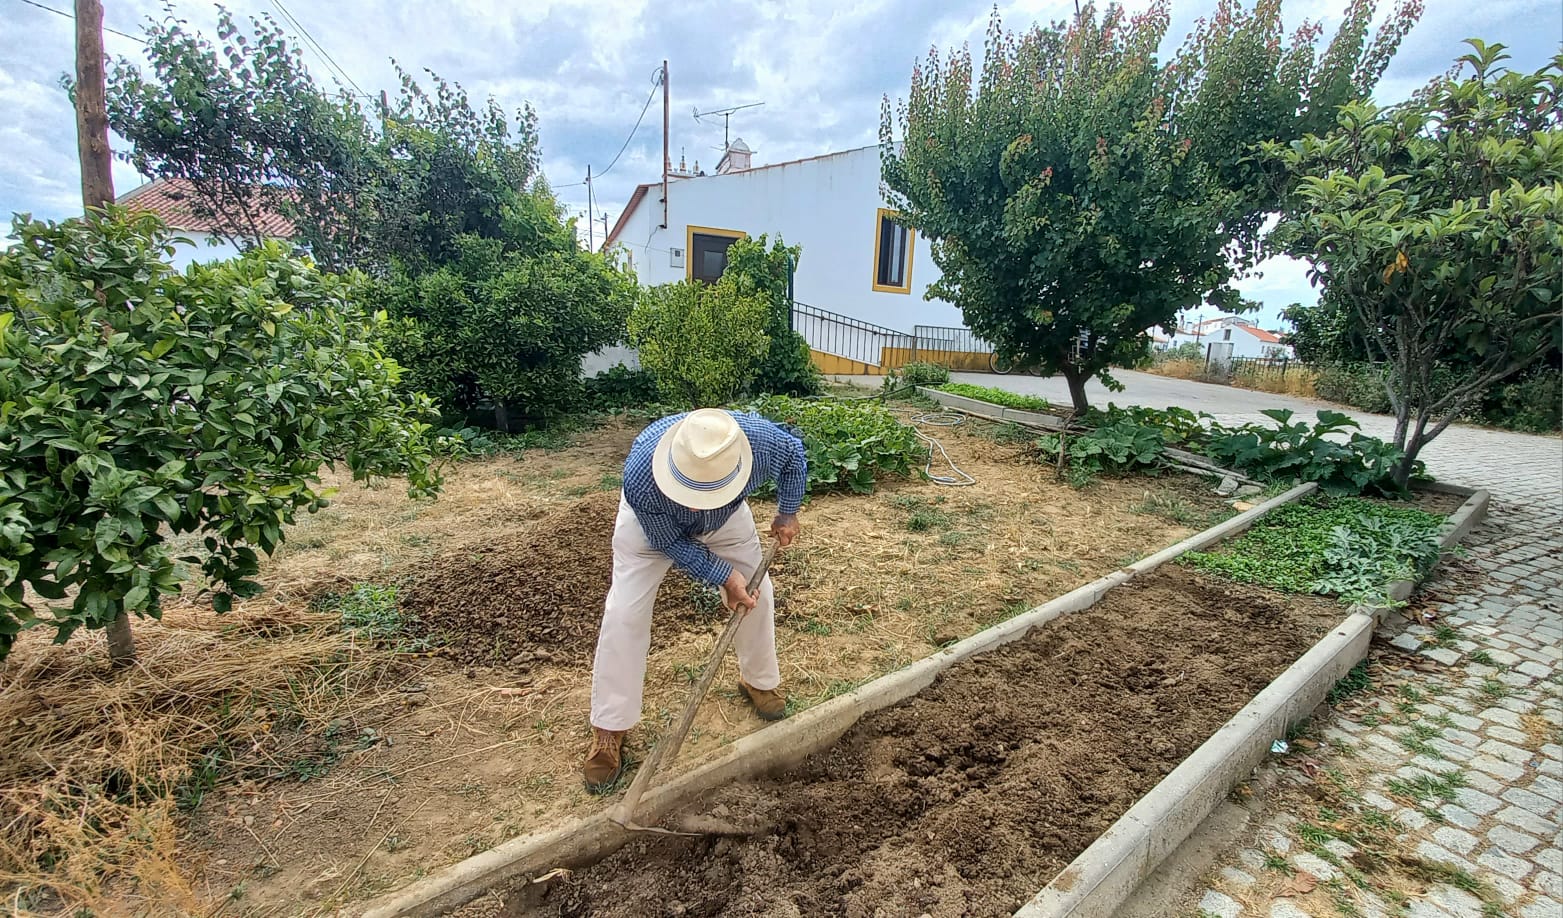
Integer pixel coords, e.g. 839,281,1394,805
936,382,1050,411
1083,404,1206,448
752,396,923,494
1154,341,1205,364
379,234,636,427
0,211,441,660
885,361,951,390
724,236,822,397
584,364,660,411
1482,369,1561,433
1204,409,1419,497
1183,497,1444,603
630,278,770,406
1038,418,1166,486
1311,363,1393,414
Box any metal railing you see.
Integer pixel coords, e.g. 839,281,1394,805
913,324,992,355
1220,354,1294,379
792,301,914,368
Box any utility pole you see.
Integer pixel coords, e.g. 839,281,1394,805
586,163,594,251
661,59,669,229
74,0,134,665
598,212,611,250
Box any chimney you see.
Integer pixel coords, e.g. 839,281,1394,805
716,137,752,174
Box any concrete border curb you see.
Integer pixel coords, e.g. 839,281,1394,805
1014,487,1490,918
916,385,1065,429
358,485,1320,917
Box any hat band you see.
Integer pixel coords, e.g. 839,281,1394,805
667,452,743,492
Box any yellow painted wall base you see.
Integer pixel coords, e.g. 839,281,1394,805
879,347,991,372
810,350,883,376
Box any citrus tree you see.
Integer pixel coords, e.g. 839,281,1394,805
723,235,820,397
880,0,1421,413
0,210,442,663
629,278,771,406
1273,42,1563,486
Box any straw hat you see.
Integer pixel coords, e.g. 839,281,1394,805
652,409,755,510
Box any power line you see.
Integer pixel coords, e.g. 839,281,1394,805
12,0,145,42
268,0,366,97
594,70,663,180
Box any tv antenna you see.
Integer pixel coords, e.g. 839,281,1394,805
693,101,765,150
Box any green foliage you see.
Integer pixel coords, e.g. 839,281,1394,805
104,8,545,275
1039,418,1166,482
752,396,924,495
1486,369,1562,432
0,211,441,659
630,279,770,406
724,236,821,397
881,2,1419,412
936,382,1049,411
1271,41,1563,485
1183,497,1443,603
1204,409,1418,497
377,234,635,425
885,361,951,390
1153,341,1205,364
583,364,661,412
1083,404,1206,448
1311,363,1395,414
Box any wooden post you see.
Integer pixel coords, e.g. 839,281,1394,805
75,0,135,666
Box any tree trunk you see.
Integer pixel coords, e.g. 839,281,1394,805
74,0,115,214
77,0,135,667
493,401,512,433
1061,366,1091,416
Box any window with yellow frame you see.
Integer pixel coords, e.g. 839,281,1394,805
686,225,746,284
871,208,914,294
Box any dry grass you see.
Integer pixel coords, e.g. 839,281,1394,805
0,603,379,914
0,416,1231,916
1144,359,1320,399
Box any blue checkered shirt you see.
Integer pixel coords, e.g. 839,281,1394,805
622,411,807,586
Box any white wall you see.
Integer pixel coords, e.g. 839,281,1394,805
611,145,963,334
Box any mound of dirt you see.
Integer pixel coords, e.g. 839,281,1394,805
402,492,624,666
525,566,1343,917
404,492,724,668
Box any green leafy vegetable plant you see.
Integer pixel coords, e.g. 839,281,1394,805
935,383,1050,411
751,396,923,495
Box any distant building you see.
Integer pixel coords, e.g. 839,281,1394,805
604,141,979,375
1169,315,1294,360
118,178,296,270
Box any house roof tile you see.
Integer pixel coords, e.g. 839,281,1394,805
118,178,296,238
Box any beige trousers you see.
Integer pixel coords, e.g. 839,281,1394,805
589,497,780,731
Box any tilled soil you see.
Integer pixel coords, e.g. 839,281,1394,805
402,491,726,667
520,566,1342,918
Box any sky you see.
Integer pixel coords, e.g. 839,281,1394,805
2,0,1560,329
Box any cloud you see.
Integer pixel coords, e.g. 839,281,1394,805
3,0,1558,317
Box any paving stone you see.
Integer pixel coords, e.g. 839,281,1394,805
1471,754,1527,781
1364,791,1398,812
1200,889,1242,918
1461,769,1506,795
1476,847,1533,881
1323,839,1356,860
1445,712,1485,731
1502,786,1556,816
1261,828,1292,854
1494,804,1556,836
1535,871,1563,899
1423,647,1463,665
1517,660,1553,678
1270,902,1313,918
1496,697,1535,715
1425,884,1486,918
1431,826,1479,855
1397,808,1432,831
1417,841,1476,873
1218,866,1256,889
1487,874,1527,904
1391,632,1425,652
1519,899,1563,918
1531,774,1563,801
1412,754,1462,775
1478,738,1534,764
1486,724,1532,746
1485,824,1542,854
1238,847,1267,871
1406,901,1459,918
1437,804,1481,829
1479,706,1526,729
1428,738,1476,761
1453,787,1504,815
1291,851,1340,881
1539,847,1563,875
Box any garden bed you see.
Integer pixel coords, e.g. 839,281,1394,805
495,566,1347,918
0,414,1240,916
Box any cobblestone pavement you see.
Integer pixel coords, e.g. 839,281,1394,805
1182,428,1561,916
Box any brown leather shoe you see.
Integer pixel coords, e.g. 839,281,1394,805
582,727,628,793
738,680,787,721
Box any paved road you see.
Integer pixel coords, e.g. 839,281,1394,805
942,369,1562,497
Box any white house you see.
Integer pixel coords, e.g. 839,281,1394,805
1169,315,1294,360
119,178,295,270
603,141,980,375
